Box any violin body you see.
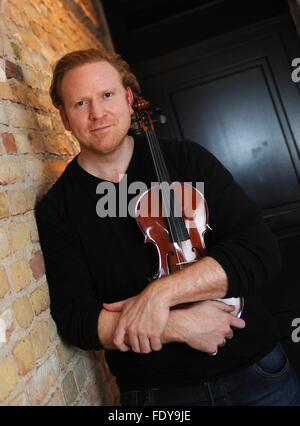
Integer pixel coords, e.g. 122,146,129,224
135,182,209,277
135,182,243,317
133,97,243,318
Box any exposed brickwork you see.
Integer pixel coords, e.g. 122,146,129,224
0,0,119,406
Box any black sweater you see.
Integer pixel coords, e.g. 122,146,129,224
35,136,281,389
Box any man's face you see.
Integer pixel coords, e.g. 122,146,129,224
59,61,134,156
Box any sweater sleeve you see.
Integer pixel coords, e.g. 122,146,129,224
187,141,282,298
35,197,103,351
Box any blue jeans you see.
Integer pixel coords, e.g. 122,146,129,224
120,344,300,406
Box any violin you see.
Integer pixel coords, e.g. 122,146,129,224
133,98,243,317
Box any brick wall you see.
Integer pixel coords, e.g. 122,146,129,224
0,0,119,406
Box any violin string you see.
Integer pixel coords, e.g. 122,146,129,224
149,129,182,217
146,131,175,237
146,129,188,242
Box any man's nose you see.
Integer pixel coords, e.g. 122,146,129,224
89,100,106,120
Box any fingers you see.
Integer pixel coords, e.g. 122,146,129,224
150,335,162,352
137,333,162,353
217,313,245,347
113,314,163,353
209,300,236,313
201,333,227,355
127,328,141,353
212,314,245,353
206,332,231,354
104,297,155,353
139,334,152,354
230,315,246,330
113,317,131,352
103,300,127,312
225,329,234,339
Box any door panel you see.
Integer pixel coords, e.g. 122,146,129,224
171,63,300,209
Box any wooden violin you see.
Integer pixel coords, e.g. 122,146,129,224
133,98,243,317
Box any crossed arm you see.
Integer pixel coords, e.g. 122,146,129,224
98,256,245,354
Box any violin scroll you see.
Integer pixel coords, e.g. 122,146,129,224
133,97,150,113
131,97,167,135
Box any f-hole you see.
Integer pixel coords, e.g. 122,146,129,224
166,251,175,274
192,246,203,257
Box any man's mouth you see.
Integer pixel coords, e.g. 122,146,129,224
90,125,112,133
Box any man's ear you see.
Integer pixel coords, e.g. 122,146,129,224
127,87,134,114
59,106,72,131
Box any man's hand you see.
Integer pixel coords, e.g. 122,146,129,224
165,300,246,354
103,285,169,353
102,255,244,355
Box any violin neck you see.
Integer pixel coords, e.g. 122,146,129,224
145,129,190,243
145,129,172,184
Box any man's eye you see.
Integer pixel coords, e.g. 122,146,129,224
104,92,112,98
76,100,87,107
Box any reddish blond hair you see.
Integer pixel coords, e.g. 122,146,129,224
49,48,141,109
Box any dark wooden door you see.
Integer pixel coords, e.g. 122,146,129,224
136,15,300,376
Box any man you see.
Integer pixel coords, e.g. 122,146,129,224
35,48,300,405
